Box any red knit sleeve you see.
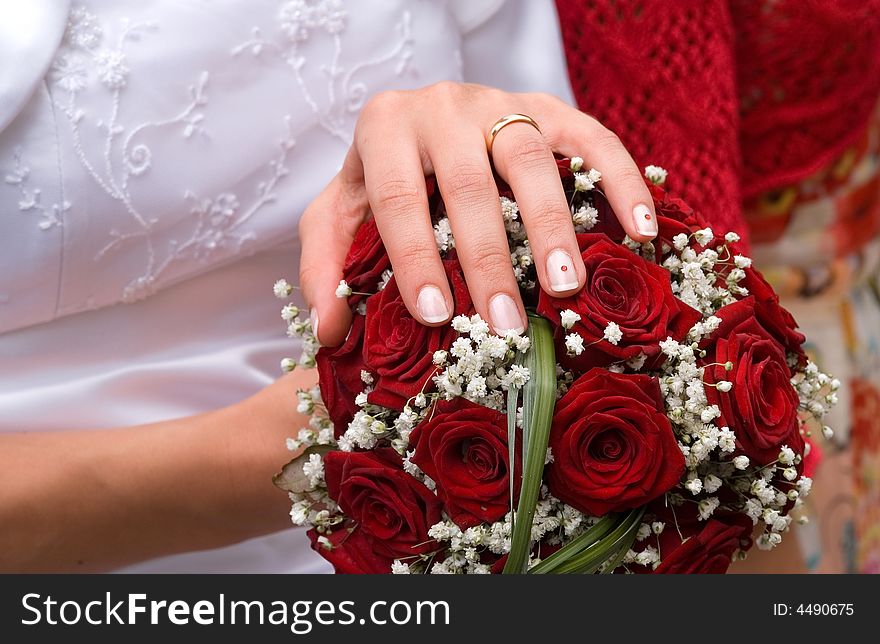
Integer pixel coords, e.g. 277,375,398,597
555,0,745,239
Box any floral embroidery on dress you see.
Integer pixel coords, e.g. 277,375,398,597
2,0,419,309
3,148,70,231
233,0,414,143
38,5,300,303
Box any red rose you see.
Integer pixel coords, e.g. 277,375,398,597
410,398,521,528
546,369,685,516
702,298,804,465
364,260,473,410
652,184,709,249
341,218,391,304
739,267,807,370
537,234,701,371
316,314,367,436
307,525,392,574
322,448,442,568
652,516,752,574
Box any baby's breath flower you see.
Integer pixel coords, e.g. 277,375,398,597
733,455,750,470
335,280,352,298
274,278,293,299
644,165,667,185
559,309,581,330
685,477,703,495
565,333,585,356
569,156,584,172
698,496,720,520
694,228,714,246
603,321,623,345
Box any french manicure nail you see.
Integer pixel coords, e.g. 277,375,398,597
417,286,450,324
546,249,579,292
310,308,321,345
489,293,525,335
633,203,657,237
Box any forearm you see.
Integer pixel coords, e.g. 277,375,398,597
0,371,313,572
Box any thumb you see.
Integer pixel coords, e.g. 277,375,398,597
299,169,369,347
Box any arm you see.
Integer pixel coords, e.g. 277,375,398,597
0,370,313,572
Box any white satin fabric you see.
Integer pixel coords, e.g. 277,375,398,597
0,0,574,573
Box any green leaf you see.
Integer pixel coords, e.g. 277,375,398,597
527,514,621,574
506,353,523,520
530,507,645,574
502,313,557,574
273,444,332,494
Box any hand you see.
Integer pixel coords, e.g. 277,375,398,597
299,82,657,346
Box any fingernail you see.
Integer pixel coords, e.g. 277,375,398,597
546,249,579,292
310,308,321,345
489,293,525,334
416,286,450,324
633,204,657,237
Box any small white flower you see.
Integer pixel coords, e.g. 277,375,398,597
280,357,296,372
698,497,720,520
685,477,703,495
603,321,623,345
716,380,733,393
335,279,352,298
822,425,834,440
560,309,582,330
634,546,659,566
574,172,594,192
651,522,665,535
391,560,411,574
783,467,798,481
733,455,750,470
565,333,585,356
274,279,293,299
659,337,681,358
281,304,299,321
700,405,721,423
724,231,741,243
572,204,599,229
360,370,374,385
703,474,723,494
778,446,795,465
694,228,714,246
797,476,813,496
302,453,325,487
672,233,689,251
432,350,448,366
569,156,584,172
626,353,648,371
644,165,668,185
733,255,752,269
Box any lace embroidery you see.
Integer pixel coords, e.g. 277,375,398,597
232,1,414,143
3,0,416,307
3,148,70,231
41,6,299,303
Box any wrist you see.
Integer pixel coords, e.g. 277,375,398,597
215,371,317,540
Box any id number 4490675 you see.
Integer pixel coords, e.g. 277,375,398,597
773,604,854,616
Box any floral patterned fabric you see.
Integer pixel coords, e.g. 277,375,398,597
745,103,880,573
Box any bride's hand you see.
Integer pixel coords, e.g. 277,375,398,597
299,82,657,346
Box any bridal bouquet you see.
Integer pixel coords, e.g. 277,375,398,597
274,159,837,574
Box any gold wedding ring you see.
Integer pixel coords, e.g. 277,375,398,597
486,113,541,157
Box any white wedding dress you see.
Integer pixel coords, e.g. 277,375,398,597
0,0,574,572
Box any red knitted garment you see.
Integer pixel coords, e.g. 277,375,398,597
555,0,880,241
